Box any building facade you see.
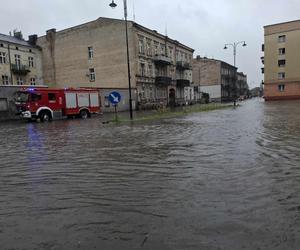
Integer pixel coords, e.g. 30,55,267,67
37,17,194,112
0,32,44,120
263,19,300,100
237,72,249,98
192,56,237,102
0,32,43,86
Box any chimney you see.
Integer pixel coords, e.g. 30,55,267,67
46,28,56,34
196,55,201,60
28,34,38,46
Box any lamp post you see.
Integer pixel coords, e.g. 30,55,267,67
223,41,246,67
109,0,133,119
223,41,246,106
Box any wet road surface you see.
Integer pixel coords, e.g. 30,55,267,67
0,98,300,250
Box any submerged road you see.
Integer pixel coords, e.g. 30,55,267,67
0,98,300,250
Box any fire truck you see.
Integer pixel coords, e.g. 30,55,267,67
15,87,101,121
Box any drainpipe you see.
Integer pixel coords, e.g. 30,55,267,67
8,43,13,85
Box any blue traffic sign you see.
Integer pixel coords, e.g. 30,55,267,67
108,91,121,105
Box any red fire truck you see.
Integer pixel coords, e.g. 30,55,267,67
15,87,101,121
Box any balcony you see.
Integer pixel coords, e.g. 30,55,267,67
176,61,191,70
153,54,171,65
11,64,30,75
176,79,190,87
155,76,172,85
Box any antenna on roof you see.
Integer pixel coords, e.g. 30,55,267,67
133,0,136,21
165,23,168,37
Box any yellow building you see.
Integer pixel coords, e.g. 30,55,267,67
0,32,43,86
37,17,194,111
263,20,300,100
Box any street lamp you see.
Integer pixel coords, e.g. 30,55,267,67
223,41,247,106
109,0,133,119
223,41,246,67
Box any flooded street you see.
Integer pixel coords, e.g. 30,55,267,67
1,98,300,250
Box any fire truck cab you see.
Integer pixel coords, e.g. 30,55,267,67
15,87,101,121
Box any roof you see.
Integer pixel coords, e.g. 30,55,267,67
39,17,194,52
264,19,300,28
193,57,237,69
0,33,33,47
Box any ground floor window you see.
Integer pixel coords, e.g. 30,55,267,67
2,75,9,85
16,77,23,85
278,84,285,92
30,77,36,85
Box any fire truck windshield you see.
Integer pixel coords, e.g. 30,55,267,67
15,92,30,103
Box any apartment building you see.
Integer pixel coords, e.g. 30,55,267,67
0,32,44,120
263,19,300,100
192,56,237,102
37,17,194,111
0,32,43,86
237,72,249,97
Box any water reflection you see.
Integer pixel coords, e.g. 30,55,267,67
0,98,300,249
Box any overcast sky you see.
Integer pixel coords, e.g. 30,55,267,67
1,0,300,88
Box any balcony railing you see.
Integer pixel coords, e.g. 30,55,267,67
176,61,191,70
176,79,190,87
155,76,172,85
153,54,171,65
11,64,30,75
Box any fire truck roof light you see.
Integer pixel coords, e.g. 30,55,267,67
27,88,36,92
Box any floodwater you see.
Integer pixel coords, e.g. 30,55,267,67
0,98,300,250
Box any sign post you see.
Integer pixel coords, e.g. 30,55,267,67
108,91,121,122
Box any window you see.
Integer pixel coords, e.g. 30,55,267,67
279,48,285,55
0,43,3,47
0,52,6,64
30,77,36,85
16,77,23,85
16,47,19,50
278,72,285,79
88,46,93,59
154,42,159,55
28,57,34,67
140,63,145,76
278,84,285,92
89,68,95,82
160,44,165,55
278,59,286,67
148,64,153,77
2,75,9,85
146,40,152,56
169,47,173,59
31,93,41,101
278,35,286,43
48,93,56,101
29,49,32,53
15,54,21,68
278,60,286,67
138,39,144,54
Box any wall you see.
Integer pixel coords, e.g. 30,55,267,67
200,84,221,101
0,86,22,121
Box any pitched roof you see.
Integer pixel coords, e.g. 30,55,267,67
0,33,33,47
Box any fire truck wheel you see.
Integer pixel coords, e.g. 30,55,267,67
80,109,89,119
39,111,52,122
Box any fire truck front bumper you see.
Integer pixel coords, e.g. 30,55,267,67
21,111,32,119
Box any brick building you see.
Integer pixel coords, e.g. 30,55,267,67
192,56,237,102
37,17,194,111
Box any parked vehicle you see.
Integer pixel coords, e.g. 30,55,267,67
15,87,101,121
